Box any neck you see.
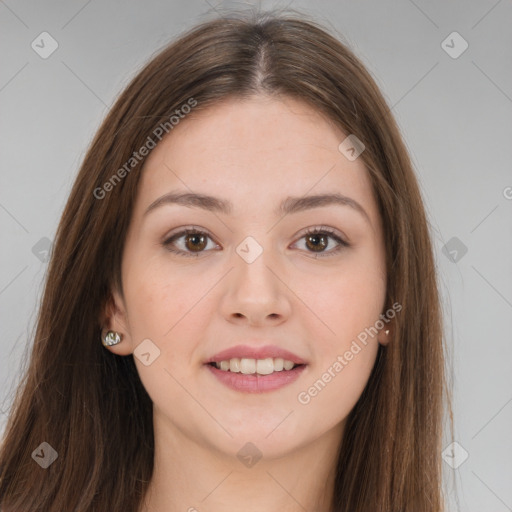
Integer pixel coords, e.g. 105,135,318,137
140,412,343,512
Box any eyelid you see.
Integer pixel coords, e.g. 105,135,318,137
294,225,349,245
162,226,220,257
291,225,350,257
162,225,350,258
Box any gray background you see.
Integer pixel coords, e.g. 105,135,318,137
1,0,511,510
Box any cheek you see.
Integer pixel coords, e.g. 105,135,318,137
294,258,385,346
292,254,384,407
296,340,379,430
123,254,206,338
124,265,205,411
122,257,218,392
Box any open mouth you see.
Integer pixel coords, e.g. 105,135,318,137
203,351,308,392
206,358,305,376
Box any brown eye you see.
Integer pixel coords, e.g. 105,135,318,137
163,226,349,258
305,233,329,252
163,228,217,257
183,233,207,252
293,227,349,257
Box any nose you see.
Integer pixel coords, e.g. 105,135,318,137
219,245,292,327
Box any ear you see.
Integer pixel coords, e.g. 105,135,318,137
377,322,392,346
99,286,134,356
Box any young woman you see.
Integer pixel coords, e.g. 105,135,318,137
0,9,451,512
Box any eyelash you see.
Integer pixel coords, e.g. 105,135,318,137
162,226,350,258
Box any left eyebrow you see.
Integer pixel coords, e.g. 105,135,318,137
277,193,371,224
143,191,371,225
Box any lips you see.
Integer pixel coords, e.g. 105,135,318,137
205,344,307,365
204,343,308,393
206,362,307,393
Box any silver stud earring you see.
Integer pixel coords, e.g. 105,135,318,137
102,330,122,347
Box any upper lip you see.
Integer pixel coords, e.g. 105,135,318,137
205,344,307,365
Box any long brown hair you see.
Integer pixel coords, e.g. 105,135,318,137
0,8,451,511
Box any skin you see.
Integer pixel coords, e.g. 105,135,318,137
102,94,390,512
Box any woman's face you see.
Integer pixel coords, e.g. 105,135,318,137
106,94,388,458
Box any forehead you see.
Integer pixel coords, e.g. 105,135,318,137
135,95,378,224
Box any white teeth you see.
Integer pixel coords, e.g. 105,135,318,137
256,358,274,375
283,359,295,370
240,358,256,374
229,358,241,373
213,357,299,374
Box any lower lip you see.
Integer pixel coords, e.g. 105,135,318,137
205,363,307,393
